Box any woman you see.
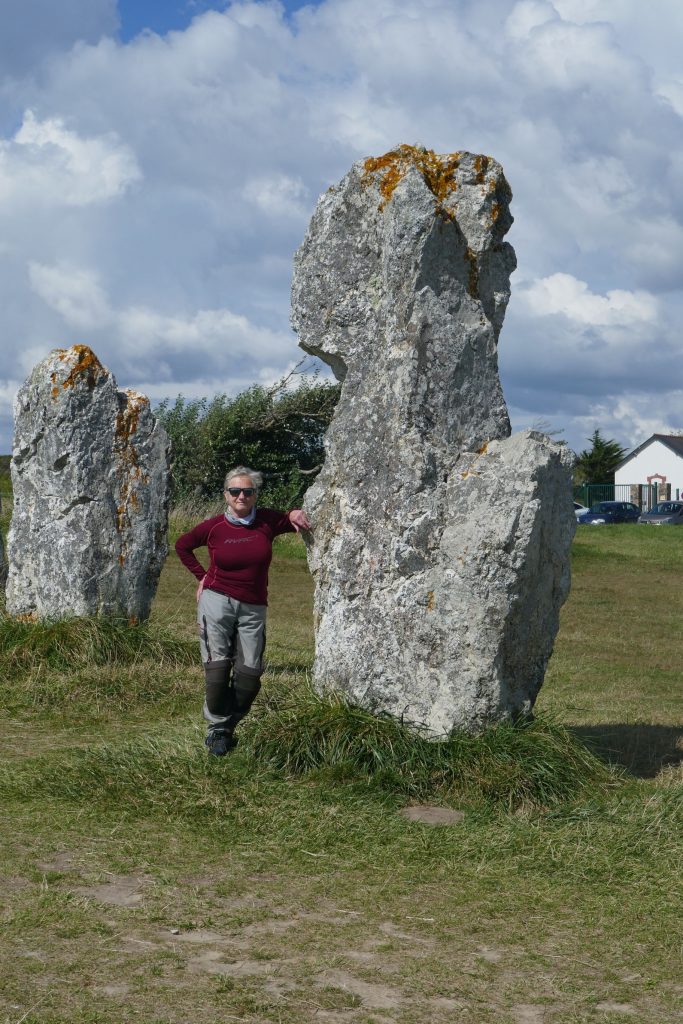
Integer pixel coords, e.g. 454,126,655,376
176,466,310,755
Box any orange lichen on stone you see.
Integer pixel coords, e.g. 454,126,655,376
361,145,463,212
114,390,148,537
116,390,149,442
465,247,479,299
474,154,490,184
55,345,106,393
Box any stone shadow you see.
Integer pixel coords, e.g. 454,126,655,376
572,723,683,778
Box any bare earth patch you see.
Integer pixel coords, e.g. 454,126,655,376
512,1004,546,1023
315,968,403,1009
595,1001,638,1015
75,874,153,907
399,804,466,825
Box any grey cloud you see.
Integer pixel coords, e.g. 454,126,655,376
0,0,118,78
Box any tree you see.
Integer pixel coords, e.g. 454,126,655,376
574,429,626,485
156,367,340,507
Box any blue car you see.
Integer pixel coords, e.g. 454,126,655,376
577,501,642,525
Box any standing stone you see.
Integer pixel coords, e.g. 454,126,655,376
0,529,6,590
6,345,171,621
291,146,575,735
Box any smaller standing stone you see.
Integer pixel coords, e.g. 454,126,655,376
6,345,171,621
0,530,6,590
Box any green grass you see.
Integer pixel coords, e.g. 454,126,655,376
0,524,681,1024
246,682,617,810
0,614,197,674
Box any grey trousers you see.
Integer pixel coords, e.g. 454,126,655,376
197,588,267,732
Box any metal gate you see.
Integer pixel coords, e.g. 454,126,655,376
574,483,659,511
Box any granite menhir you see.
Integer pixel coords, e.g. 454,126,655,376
291,146,575,735
6,345,171,621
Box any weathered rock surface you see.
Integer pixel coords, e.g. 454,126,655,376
292,146,575,734
6,345,171,621
0,529,6,589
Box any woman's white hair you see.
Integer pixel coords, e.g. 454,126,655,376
223,466,263,491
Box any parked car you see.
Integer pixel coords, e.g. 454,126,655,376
638,501,683,525
577,501,642,525
574,501,589,520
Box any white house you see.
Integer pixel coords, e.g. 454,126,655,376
615,434,683,501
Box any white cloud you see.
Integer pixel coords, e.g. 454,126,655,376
511,18,639,93
29,262,113,330
572,392,683,452
0,110,141,207
505,1,558,41
116,305,289,363
627,217,683,285
243,174,309,218
27,259,292,382
656,77,683,117
0,0,682,457
520,273,658,327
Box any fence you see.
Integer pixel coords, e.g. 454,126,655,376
574,482,681,512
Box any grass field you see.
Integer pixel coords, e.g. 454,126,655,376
0,523,681,1024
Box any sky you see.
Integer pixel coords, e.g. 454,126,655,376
0,0,682,456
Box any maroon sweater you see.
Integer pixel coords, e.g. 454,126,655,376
175,509,295,606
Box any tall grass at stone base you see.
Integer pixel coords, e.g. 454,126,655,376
243,677,620,811
0,613,199,714
0,613,197,675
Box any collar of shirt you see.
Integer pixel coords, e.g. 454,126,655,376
225,508,256,527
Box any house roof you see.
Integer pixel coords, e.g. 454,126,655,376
616,434,683,470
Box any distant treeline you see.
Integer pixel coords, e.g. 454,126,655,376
156,373,340,509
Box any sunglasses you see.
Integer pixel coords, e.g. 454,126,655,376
226,487,256,497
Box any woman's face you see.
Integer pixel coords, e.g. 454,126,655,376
224,475,257,519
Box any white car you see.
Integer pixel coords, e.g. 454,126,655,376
574,501,589,521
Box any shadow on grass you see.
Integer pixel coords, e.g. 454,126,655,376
573,723,683,778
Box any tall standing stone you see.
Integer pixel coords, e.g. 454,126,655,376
6,345,171,621
291,146,575,735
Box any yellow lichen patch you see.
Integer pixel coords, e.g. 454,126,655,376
465,248,479,299
426,590,436,611
361,145,464,211
115,390,149,442
474,154,490,184
56,345,106,393
114,390,148,537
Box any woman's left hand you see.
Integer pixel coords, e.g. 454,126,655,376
289,509,311,532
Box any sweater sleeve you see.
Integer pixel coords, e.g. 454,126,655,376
175,518,215,581
261,508,296,536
